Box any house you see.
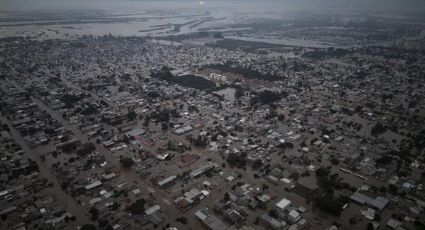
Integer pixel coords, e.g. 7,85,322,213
275,198,291,212
190,162,216,178
224,209,243,224
157,175,177,188
260,213,287,230
288,210,301,224
386,219,402,229
275,198,292,218
174,125,193,135
195,208,229,230
175,197,194,211
350,185,389,211
125,128,146,138
184,188,203,202
84,180,102,190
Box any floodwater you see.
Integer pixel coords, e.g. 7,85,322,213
215,87,236,102
225,35,341,49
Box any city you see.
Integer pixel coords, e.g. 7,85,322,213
0,1,424,230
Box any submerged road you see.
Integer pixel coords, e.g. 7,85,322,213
7,78,193,229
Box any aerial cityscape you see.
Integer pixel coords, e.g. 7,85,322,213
0,0,424,230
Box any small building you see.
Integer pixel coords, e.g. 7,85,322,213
386,219,402,229
288,210,301,224
84,180,102,190
195,208,229,230
157,175,177,188
125,128,146,138
174,125,193,135
184,188,203,201
260,213,287,230
350,186,389,211
275,198,291,212
190,162,216,178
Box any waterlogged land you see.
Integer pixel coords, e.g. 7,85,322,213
0,5,425,230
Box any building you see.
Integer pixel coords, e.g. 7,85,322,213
174,125,193,135
275,198,291,212
288,210,301,224
157,175,177,188
260,213,287,230
190,162,216,178
125,128,146,138
350,186,389,211
195,208,229,230
84,180,102,190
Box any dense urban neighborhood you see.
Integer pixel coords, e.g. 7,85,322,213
0,1,425,230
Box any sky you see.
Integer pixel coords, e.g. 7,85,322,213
0,0,425,16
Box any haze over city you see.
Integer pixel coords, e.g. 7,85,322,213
0,0,424,230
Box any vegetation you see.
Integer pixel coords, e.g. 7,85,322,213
224,192,230,201
61,94,82,107
175,217,188,225
151,70,216,90
415,220,425,230
251,90,283,105
76,143,96,156
194,135,208,147
120,157,135,169
206,63,283,81
313,167,344,216
227,152,247,168
80,224,97,230
375,155,393,166
127,109,137,121
126,198,146,214
371,123,387,136
302,48,350,59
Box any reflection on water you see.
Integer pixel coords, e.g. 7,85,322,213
215,87,236,102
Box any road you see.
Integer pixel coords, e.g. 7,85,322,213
0,81,91,227
7,78,196,229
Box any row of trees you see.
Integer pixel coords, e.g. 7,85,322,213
206,63,283,81
151,70,216,90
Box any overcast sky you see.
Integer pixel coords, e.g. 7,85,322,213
1,0,424,16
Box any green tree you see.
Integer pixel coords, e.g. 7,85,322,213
127,109,137,121
126,198,146,214
120,157,135,169
80,224,97,230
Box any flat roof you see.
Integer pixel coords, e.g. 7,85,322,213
84,180,102,190
158,175,177,186
276,198,291,210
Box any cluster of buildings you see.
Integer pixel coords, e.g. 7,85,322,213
0,11,424,230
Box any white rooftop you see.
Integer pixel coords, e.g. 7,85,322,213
276,198,291,210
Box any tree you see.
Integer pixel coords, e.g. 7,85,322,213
252,159,262,169
126,198,146,214
224,192,230,201
61,94,82,108
89,207,99,220
77,143,96,156
251,90,282,105
80,224,97,230
314,195,343,216
194,135,208,147
175,217,188,224
161,122,169,131
388,184,398,195
375,155,392,166
120,157,134,169
371,123,387,136
127,109,137,121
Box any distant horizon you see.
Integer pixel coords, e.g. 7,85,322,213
1,0,425,17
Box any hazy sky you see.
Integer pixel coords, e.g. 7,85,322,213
1,0,425,16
